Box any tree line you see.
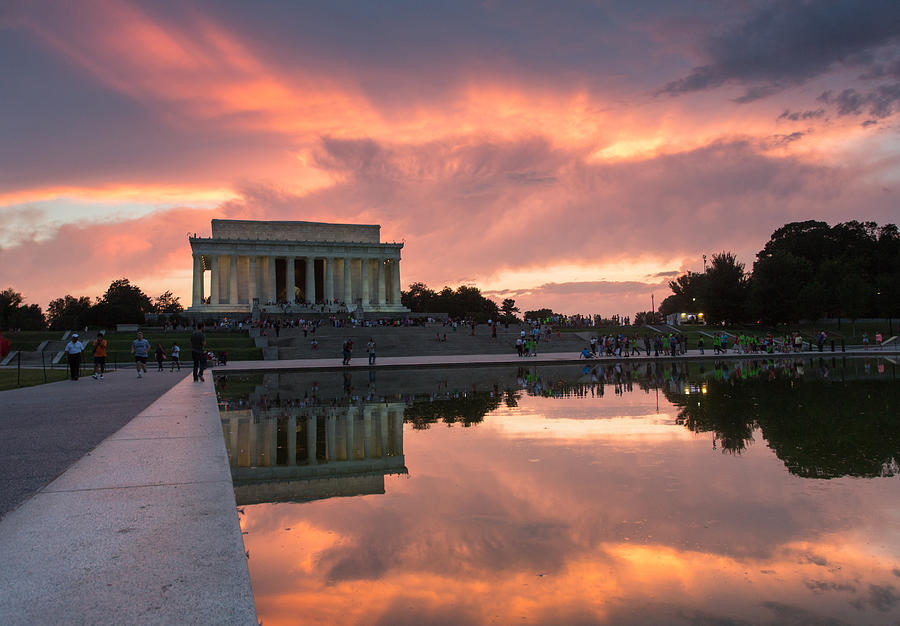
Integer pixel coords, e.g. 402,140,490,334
658,220,900,325
0,279,184,331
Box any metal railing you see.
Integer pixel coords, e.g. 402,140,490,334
8,351,122,388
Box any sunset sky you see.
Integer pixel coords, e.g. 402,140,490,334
2,1,899,316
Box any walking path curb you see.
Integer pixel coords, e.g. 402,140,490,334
215,347,900,373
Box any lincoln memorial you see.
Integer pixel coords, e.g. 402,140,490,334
186,219,408,315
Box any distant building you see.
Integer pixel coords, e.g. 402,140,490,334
186,219,408,314
666,312,705,326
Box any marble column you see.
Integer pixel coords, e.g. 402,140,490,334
192,254,203,307
229,255,238,305
361,258,370,305
288,413,297,466
379,406,389,458
343,257,352,304
249,411,258,467
377,258,386,305
390,408,403,457
305,256,316,304
325,258,334,303
286,256,295,304
326,414,336,462
268,256,277,303
209,255,220,305
392,258,402,305
263,419,274,467
248,256,257,304
363,406,373,458
346,407,355,461
306,414,317,465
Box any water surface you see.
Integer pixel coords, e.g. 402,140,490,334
217,358,900,625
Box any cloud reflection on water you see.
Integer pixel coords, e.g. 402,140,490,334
239,389,900,625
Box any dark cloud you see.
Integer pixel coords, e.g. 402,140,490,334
487,280,661,299
760,601,847,625
660,0,900,101
867,584,898,612
804,579,857,593
771,131,806,145
778,109,826,121
819,83,900,118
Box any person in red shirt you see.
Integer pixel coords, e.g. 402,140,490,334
91,331,107,380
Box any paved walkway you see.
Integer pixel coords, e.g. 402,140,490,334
0,368,187,519
220,346,900,373
0,371,256,625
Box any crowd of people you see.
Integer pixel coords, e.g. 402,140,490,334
60,324,225,382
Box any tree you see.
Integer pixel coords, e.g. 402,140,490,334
154,291,184,315
401,282,437,312
47,295,93,330
11,304,45,330
750,250,809,325
748,220,900,324
702,252,748,324
90,278,154,326
0,288,24,329
499,298,520,324
401,282,499,322
634,310,662,325
660,272,705,317
524,308,555,322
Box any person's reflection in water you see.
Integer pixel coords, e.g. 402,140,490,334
368,368,377,400
343,371,353,395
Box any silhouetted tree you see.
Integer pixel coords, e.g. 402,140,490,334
499,298,520,324
47,295,93,330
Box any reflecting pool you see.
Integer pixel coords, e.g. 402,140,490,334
216,357,900,625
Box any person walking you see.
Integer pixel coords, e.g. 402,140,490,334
170,342,181,371
64,333,85,380
131,331,151,378
342,337,353,365
191,323,206,382
155,343,166,371
367,337,376,365
91,331,107,380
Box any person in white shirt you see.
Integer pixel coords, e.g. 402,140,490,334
170,342,181,371
64,333,85,380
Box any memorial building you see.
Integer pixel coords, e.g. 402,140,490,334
186,219,408,315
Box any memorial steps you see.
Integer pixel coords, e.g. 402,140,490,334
260,325,587,359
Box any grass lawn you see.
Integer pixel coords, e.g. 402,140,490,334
0,368,71,390
2,330,62,351
101,330,262,361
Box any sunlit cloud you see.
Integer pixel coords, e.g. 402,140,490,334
1,0,898,314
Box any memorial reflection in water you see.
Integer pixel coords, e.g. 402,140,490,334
219,374,406,506
216,357,899,625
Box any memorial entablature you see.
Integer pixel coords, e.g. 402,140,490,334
186,219,408,315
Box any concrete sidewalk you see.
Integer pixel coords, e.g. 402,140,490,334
0,374,257,625
0,368,190,519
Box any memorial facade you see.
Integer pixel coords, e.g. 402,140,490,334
186,219,408,314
